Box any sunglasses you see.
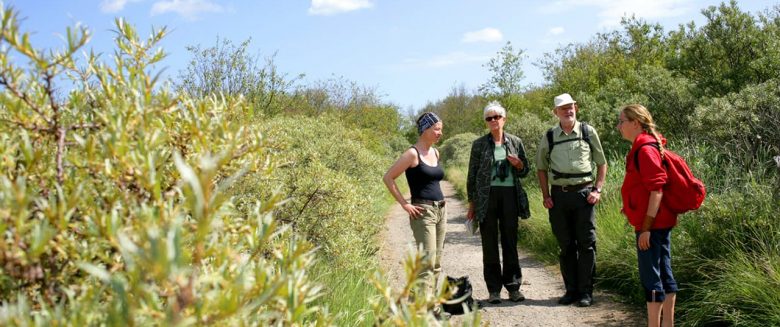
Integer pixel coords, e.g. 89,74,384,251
485,115,503,122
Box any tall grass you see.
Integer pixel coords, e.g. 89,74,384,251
680,242,780,326
312,264,378,324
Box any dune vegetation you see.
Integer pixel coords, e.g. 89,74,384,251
1,1,778,326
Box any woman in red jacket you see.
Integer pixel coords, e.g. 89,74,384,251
618,104,678,327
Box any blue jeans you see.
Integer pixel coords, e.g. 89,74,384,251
636,228,679,302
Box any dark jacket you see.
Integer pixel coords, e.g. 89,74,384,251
467,132,531,222
620,132,678,231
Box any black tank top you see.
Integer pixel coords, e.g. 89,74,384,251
405,146,444,201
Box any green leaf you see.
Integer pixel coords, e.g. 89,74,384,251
174,151,205,219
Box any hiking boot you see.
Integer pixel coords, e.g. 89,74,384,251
509,290,525,302
558,292,578,305
487,292,501,304
577,293,593,307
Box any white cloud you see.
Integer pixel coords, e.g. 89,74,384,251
541,27,569,45
461,28,503,43
151,0,225,20
100,0,141,13
309,0,374,16
543,0,693,27
401,52,491,69
548,27,565,35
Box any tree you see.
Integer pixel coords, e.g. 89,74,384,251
479,41,527,111
417,84,485,143
537,29,643,99
690,79,780,171
176,37,303,117
620,16,667,68
666,0,778,97
287,75,405,143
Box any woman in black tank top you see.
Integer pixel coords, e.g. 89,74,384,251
383,112,447,303
404,146,444,202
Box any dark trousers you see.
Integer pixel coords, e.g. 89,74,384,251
480,186,521,293
636,228,678,302
549,188,596,295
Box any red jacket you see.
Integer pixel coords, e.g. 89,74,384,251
620,133,678,231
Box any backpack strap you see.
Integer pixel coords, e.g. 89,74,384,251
547,123,594,180
580,122,592,149
548,123,592,155
548,134,581,148
546,128,554,154
633,143,661,172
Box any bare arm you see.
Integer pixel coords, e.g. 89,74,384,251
537,170,553,209
594,163,607,191
383,149,423,218
587,163,608,205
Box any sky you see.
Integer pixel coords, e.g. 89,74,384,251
3,0,775,111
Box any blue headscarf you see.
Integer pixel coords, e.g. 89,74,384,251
417,112,441,135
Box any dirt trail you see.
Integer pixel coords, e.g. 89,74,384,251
379,181,643,326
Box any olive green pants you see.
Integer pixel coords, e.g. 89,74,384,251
409,203,447,295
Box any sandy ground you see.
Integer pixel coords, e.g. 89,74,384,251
379,181,644,326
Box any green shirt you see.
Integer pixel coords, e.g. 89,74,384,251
535,121,607,186
490,145,515,187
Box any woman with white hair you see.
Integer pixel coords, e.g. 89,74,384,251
466,101,531,304
383,112,447,299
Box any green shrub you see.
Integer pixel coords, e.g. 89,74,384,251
691,79,780,172
230,115,391,271
0,10,328,325
0,8,446,325
504,111,553,172
176,37,302,118
440,132,478,169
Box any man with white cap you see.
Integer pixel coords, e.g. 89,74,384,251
535,93,607,307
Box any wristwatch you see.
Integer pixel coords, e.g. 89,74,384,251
592,186,602,193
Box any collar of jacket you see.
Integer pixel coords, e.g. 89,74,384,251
482,132,510,147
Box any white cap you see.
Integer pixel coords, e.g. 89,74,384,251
553,93,576,108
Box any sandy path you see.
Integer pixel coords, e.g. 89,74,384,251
379,181,643,326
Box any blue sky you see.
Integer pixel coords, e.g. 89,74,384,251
4,0,773,110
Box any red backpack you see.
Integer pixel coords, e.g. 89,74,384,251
634,143,706,214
